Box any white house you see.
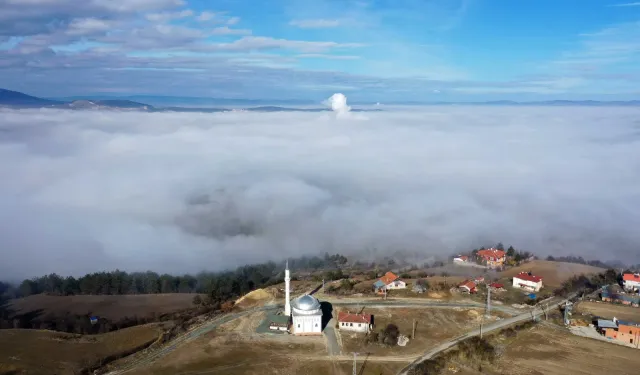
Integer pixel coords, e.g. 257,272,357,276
373,272,406,294
338,311,373,333
458,280,477,294
623,273,640,291
512,272,543,292
453,255,469,263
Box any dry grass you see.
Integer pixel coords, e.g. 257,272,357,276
576,301,640,322
500,260,604,288
234,288,278,309
339,307,496,356
9,294,201,320
0,324,163,375
483,324,640,375
131,332,328,375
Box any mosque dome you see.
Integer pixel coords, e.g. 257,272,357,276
292,294,321,314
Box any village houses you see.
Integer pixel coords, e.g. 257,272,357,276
477,248,506,269
623,273,640,292
599,318,640,348
458,280,477,294
512,272,543,292
453,255,469,263
373,271,406,294
337,311,374,333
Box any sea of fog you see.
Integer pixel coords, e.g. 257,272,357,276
1,104,639,279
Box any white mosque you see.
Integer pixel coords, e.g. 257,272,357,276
284,261,323,335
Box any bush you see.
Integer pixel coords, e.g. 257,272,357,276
379,323,399,346
192,295,202,305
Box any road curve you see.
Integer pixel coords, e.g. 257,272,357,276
396,296,572,375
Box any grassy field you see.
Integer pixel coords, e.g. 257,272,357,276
130,330,328,375
0,324,164,375
576,301,640,322
480,324,640,375
339,307,499,356
500,260,605,289
9,294,202,320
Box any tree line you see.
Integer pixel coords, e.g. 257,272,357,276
2,252,349,300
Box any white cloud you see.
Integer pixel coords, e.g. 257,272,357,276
1,106,640,279
289,19,341,28
611,2,640,6
211,26,251,36
227,16,240,25
213,36,364,53
145,9,194,22
197,11,217,22
296,54,360,60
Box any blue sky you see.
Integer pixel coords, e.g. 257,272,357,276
1,0,639,101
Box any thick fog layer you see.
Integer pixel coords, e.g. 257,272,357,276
1,106,640,279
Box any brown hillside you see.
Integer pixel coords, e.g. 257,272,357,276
9,294,202,320
500,260,605,288
0,324,163,375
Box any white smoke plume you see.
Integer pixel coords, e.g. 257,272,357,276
1,106,640,279
325,93,351,115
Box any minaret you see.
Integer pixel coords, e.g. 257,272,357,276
284,260,291,316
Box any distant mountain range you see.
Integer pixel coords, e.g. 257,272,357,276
1,88,639,112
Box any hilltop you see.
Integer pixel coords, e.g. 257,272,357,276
500,260,605,288
0,88,61,107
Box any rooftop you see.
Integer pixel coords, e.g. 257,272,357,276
477,248,506,259
337,311,372,324
379,271,399,285
514,272,542,283
597,319,618,329
623,273,640,282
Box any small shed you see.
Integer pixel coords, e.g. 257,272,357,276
268,314,290,332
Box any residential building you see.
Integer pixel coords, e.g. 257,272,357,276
623,273,640,292
453,255,469,263
458,280,477,293
477,248,506,268
373,272,406,294
489,282,505,291
474,276,485,284
512,272,543,292
603,319,640,348
337,311,373,333
601,284,640,306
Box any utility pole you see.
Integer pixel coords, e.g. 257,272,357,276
486,284,491,317
322,278,325,294
412,319,416,339
352,352,358,375
480,316,484,339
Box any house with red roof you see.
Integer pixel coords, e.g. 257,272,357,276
489,282,505,291
477,248,506,269
337,311,373,333
623,273,640,292
453,255,469,263
512,272,543,292
458,280,477,294
373,271,406,294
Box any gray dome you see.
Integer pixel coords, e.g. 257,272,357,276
293,294,320,311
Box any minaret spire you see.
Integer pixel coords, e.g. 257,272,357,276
284,259,291,316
